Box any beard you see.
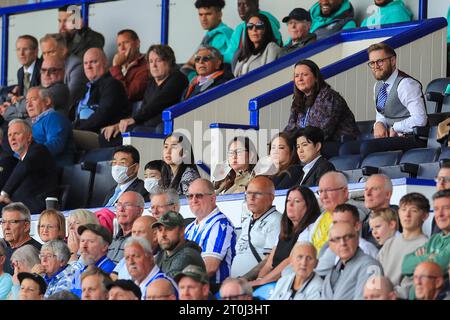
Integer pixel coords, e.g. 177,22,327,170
159,238,179,251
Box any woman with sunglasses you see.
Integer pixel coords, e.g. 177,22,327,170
249,186,321,288
163,132,200,196
182,45,234,101
214,136,258,195
284,59,359,142
233,13,282,77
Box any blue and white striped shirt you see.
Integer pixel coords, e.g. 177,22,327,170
44,264,78,298
185,207,236,283
138,265,178,300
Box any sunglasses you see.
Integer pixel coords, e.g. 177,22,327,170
246,22,265,30
194,55,214,63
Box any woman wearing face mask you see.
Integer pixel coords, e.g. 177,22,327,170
143,160,171,194
163,133,200,195
104,145,149,207
214,136,258,195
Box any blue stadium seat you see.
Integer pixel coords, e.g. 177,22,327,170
425,77,450,113
329,154,361,171
361,150,402,168
339,140,363,156
80,147,116,163
427,126,441,148
321,141,341,159
378,165,409,179
89,161,116,208
416,162,440,180
438,147,450,161
252,282,277,300
360,137,424,158
356,120,374,140
400,147,440,164
342,169,364,183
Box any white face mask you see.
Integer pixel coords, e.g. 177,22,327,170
111,165,130,184
144,178,159,193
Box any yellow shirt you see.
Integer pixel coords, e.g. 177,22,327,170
312,211,333,253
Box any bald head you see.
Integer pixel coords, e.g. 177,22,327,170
364,276,396,300
364,174,392,210
145,278,176,300
414,261,445,300
132,215,158,252
83,48,108,81
245,176,275,218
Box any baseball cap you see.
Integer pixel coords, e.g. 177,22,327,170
282,8,311,23
106,280,141,300
78,223,113,244
152,211,185,229
174,264,209,284
18,272,47,295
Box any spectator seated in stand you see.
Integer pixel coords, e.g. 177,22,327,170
105,45,188,145
181,0,233,81
182,45,234,101
309,0,357,40
276,126,335,189
281,8,316,56
162,132,200,195
109,29,149,103
58,5,105,60
233,13,282,77
37,209,66,243
363,275,397,300
284,59,360,141
143,160,172,195
361,0,412,28
0,128,18,191
214,136,257,195
368,207,399,248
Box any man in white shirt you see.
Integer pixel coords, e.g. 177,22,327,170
367,42,427,137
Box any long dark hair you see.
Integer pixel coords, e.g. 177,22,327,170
268,132,298,176
292,59,328,115
163,132,199,190
279,186,321,241
237,13,277,62
214,136,258,191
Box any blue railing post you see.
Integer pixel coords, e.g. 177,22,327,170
161,0,170,44
1,14,9,87
81,0,89,28
418,0,428,20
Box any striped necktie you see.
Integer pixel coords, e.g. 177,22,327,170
376,82,389,113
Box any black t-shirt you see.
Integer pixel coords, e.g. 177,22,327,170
272,235,298,269
2,237,42,275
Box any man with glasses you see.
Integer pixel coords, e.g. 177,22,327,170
25,86,75,166
185,178,235,293
431,162,450,235
107,191,145,264
103,146,148,207
149,188,180,219
413,261,446,300
31,239,76,298
367,42,427,138
402,189,450,297
322,222,382,300
182,45,234,101
231,176,281,278
1,202,41,275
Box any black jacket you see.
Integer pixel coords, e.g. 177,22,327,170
275,156,335,189
17,58,42,96
2,142,58,213
74,72,130,133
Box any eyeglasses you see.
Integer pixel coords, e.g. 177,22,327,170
367,56,394,68
413,274,438,282
221,293,249,300
38,224,58,230
228,148,247,157
0,219,27,225
245,191,272,198
194,55,214,63
186,192,213,200
115,202,140,210
435,176,450,183
246,22,265,30
39,253,57,259
329,233,356,243
150,203,174,211
316,187,345,196
40,67,63,75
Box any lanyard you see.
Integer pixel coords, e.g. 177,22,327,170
301,107,311,128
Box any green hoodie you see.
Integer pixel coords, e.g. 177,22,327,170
310,0,357,39
222,10,282,64
361,0,413,28
203,22,234,58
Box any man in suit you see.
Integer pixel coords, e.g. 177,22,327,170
0,119,58,213
0,35,42,118
103,145,148,207
58,5,105,60
40,33,87,114
321,221,382,300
